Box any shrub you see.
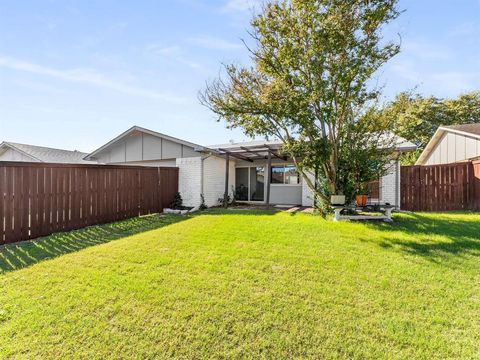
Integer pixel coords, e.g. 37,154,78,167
170,192,183,209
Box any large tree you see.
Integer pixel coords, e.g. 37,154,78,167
200,0,401,211
372,91,480,165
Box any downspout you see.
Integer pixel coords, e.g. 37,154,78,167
194,146,224,207
201,154,213,196
395,157,400,210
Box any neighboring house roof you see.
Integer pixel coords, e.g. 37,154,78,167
443,123,480,137
378,133,417,152
416,124,480,165
0,142,93,164
84,125,204,160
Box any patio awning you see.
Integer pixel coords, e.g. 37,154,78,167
196,140,287,162
194,140,291,208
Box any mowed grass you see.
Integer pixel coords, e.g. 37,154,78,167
0,210,479,359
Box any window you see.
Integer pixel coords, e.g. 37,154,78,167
271,166,285,184
270,165,301,185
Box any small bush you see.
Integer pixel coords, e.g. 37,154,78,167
218,194,231,206
170,192,183,209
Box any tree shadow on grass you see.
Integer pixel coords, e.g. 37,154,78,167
0,214,188,274
364,212,480,261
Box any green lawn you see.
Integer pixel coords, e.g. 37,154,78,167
0,210,479,359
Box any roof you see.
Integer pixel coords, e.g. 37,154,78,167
84,125,204,160
0,142,94,164
376,133,417,152
198,134,416,162
201,139,285,162
206,139,283,150
416,124,480,165
443,123,480,137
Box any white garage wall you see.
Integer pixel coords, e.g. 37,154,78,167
203,156,235,207
176,155,235,208
301,171,315,207
380,160,400,207
176,157,203,208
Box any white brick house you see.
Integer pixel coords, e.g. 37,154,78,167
84,126,416,209
175,156,235,208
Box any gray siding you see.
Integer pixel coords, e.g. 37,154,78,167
117,159,177,167
161,139,182,159
94,132,200,164
182,145,199,158
426,132,480,165
142,134,163,160
270,185,302,205
125,134,142,162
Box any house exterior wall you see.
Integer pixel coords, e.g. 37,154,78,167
235,159,303,205
425,132,480,165
271,185,303,205
111,159,177,167
0,148,37,162
380,160,400,208
176,157,203,208
203,156,236,207
95,151,402,209
95,132,201,164
175,155,235,208
301,171,315,207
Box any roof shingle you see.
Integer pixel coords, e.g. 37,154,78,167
444,123,480,137
0,142,94,164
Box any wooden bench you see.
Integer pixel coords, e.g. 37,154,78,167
332,204,395,222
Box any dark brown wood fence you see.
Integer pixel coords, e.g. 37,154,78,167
367,180,380,199
0,162,178,245
401,161,480,211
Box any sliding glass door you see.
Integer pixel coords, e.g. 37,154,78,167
249,167,265,201
235,168,249,201
235,166,265,202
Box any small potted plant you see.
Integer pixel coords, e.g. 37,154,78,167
356,184,369,207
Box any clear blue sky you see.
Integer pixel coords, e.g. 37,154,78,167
0,0,479,152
